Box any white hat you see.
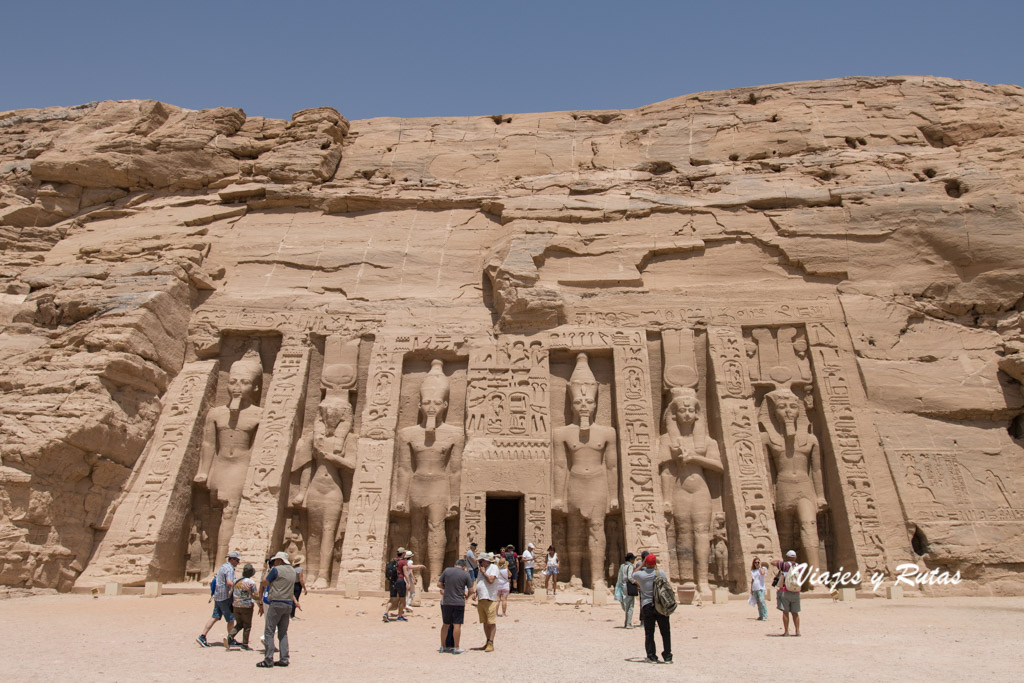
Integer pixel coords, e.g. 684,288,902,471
478,552,494,563
405,550,413,558
786,550,797,558
527,543,535,549
227,551,241,560
271,551,291,565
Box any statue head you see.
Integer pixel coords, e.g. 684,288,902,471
764,388,804,437
227,349,263,410
667,387,700,427
318,394,353,436
419,359,450,432
568,353,598,429
793,338,808,359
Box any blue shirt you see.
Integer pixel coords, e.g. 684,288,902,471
213,562,235,601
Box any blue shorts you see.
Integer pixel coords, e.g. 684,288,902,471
525,568,534,580
212,598,235,622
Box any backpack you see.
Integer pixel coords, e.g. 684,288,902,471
385,559,398,585
784,564,803,592
653,571,677,616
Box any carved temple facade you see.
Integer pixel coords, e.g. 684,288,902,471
75,295,920,593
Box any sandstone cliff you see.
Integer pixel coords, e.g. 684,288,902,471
1,76,1022,593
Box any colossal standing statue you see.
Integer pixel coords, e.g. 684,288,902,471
290,395,356,589
657,387,723,594
393,359,465,591
193,350,263,562
552,353,619,589
760,388,827,569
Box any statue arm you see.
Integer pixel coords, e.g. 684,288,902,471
552,431,568,511
690,438,724,474
447,430,465,516
194,413,216,484
605,430,619,511
393,430,412,513
761,432,777,509
810,436,827,509
657,437,674,514
323,431,357,473
290,436,313,508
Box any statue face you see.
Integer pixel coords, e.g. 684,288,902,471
420,396,447,420
774,397,801,425
320,401,352,433
673,397,699,425
227,369,257,401
571,395,595,419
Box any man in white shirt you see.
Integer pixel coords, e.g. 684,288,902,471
521,543,536,595
473,552,499,652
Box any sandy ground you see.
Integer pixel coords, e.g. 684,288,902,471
4,590,1023,682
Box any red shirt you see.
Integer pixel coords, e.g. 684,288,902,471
396,559,408,581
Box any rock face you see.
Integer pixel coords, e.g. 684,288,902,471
1,77,1022,594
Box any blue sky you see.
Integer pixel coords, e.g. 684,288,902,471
4,0,1021,122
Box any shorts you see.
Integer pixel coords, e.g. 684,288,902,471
389,579,407,599
441,604,465,625
212,598,235,622
525,568,534,580
777,591,801,613
546,567,558,575
497,588,510,597
477,599,497,624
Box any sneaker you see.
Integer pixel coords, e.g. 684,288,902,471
396,616,408,622
196,635,209,648
438,647,449,654
239,644,252,651
663,658,673,664
226,638,239,650
451,648,466,655
645,657,659,664
382,614,390,623
483,641,494,653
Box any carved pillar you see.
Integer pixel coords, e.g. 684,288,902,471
612,329,668,559
337,337,403,590
75,361,219,587
707,326,781,584
231,341,311,561
807,322,913,578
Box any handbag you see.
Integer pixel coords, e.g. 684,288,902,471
627,581,639,596
771,570,781,588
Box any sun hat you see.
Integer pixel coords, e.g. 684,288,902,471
527,543,535,549
271,551,291,565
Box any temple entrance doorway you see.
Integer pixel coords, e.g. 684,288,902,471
485,495,522,556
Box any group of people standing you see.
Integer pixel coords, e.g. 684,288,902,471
463,541,548,596
195,550,304,668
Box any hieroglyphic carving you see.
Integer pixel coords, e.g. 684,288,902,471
525,493,551,550
190,306,383,338
572,300,836,329
893,451,1024,522
807,323,893,577
464,439,551,460
231,344,311,561
611,329,668,559
75,361,218,586
707,326,780,583
466,338,549,439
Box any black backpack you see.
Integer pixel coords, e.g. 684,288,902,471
385,559,398,585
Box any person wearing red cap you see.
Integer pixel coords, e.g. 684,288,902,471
630,553,672,664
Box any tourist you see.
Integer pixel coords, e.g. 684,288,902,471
257,551,301,668
437,558,475,654
495,556,511,616
614,552,637,628
196,550,240,649
504,545,519,592
404,550,427,606
522,543,535,594
466,542,479,580
229,563,258,650
631,554,672,664
750,557,768,621
290,556,305,619
384,548,408,622
544,546,559,595
473,552,499,652
771,550,802,636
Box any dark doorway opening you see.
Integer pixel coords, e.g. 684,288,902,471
485,496,522,555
